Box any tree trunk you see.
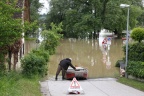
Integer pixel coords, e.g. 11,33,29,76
8,50,12,71
13,52,18,70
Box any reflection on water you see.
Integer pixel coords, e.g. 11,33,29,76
48,37,124,79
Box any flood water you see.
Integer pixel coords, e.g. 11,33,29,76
48,37,124,79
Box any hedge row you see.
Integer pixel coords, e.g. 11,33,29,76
127,61,144,78
21,49,49,77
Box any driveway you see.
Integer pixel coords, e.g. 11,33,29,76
40,77,144,96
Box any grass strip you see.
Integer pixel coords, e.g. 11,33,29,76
0,72,42,96
117,77,144,91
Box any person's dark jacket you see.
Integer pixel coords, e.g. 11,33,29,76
59,58,76,70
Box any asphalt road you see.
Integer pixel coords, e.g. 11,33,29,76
40,77,144,96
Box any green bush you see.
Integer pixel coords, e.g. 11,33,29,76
128,43,144,62
0,72,41,96
127,61,144,78
32,49,50,62
21,53,47,77
40,22,63,55
131,27,144,43
122,42,144,78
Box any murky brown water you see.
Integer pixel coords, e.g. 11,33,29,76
24,40,38,54
48,37,124,79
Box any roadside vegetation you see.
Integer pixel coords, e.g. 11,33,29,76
0,23,63,96
0,0,62,95
45,0,143,39
0,72,42,96
125,27,144,79
1,0,144,95
116,27,144,91
117,77,144,91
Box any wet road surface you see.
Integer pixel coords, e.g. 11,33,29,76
40,77,144,96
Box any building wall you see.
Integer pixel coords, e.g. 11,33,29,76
12,0,30,70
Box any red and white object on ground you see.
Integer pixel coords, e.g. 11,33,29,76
65,67,88,80
67,77,84,94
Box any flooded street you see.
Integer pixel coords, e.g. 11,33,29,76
48,37,124,79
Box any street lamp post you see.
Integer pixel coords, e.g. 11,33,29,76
120,4,130,77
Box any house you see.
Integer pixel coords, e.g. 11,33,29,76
13,0,30,70
6,0,30,70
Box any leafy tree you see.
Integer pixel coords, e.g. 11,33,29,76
131,27,144,43
30,0,42,22
24,0,42,38
0,0,23,70
45,0,143,38
24,20,38,38
101,0,143,38
0,0,22,48
40,22,63,55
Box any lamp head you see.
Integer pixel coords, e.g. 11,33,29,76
120,4,130,8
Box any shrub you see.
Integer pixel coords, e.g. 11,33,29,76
128,43,144,62
127,61,144,79
40,22,63,55
21,53,47,77
32,49,49,62
131,27,144,43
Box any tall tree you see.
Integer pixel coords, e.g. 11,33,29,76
45,0,143,38
24,0,42,38
103,0,143,38
30,0,42,22
41,22,63,55
0,0,23,70
0,0,22,48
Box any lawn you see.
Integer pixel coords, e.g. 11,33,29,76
117,77,144,92
0,72,42,96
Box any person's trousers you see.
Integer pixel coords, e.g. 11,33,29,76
55,65,66,79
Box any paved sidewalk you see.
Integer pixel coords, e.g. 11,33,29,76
40,78,144,96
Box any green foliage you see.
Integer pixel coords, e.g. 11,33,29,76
21,52,48,77
24,20,39,38
0,71,21,96
30,0,42,22
0,72,41,96
128,43,144,61
131,27,144,43
127,61,144,78
123,42,144,79
40,22,63,55
0,0,23,47
24,0,42,38
45,0,143,38
32,49,49,62
118,77,144,91
0,53,6,75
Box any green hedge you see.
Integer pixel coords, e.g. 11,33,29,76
32,49,50,62
21,50,49,77
127,61,144,78
131,27,144,43
128,43,144,62
121,42,144,79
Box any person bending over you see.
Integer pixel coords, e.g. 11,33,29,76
55,58,79,80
